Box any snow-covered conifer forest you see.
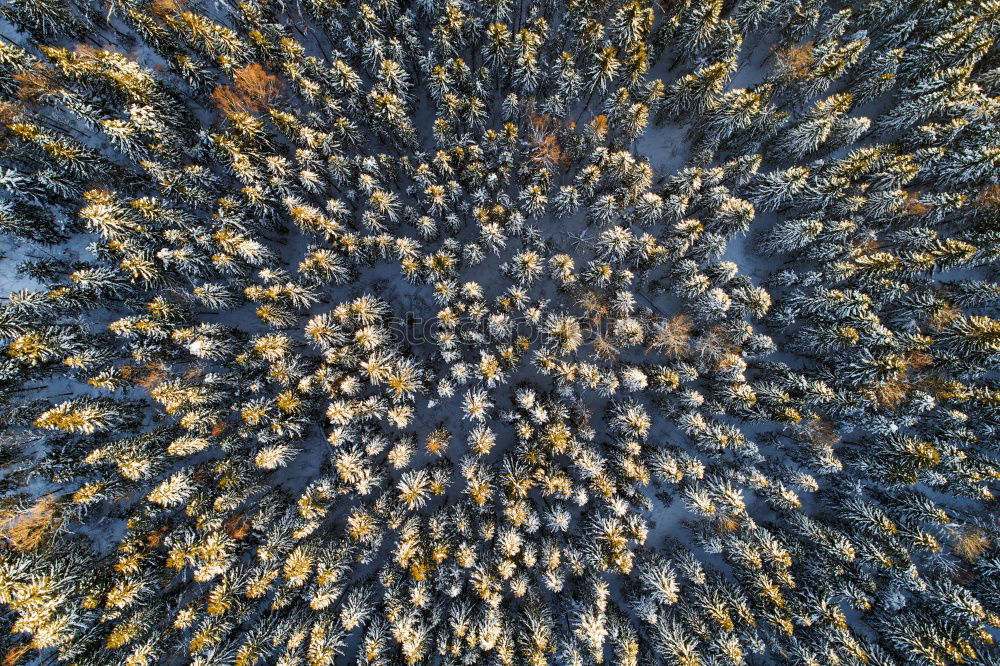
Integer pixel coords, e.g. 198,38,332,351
0,0,998,662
